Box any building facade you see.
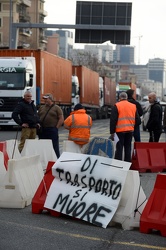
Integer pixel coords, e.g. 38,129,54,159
129,64,148,86
116,45,136,64
141,80,162,99
0,0,47,49
148,58,166,100
45,30,74,58
84,43,114,63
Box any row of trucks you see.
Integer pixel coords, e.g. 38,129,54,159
116,81,137,101
0,49,117,127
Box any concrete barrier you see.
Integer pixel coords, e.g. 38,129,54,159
21,139,57,171
0,155,44,208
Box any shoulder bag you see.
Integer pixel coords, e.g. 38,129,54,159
37,104,54,136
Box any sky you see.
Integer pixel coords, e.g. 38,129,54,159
44,0,166,65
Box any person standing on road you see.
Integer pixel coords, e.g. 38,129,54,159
126,89,143,142
38,93,64,158
163,105,166,133
110,92,141,162
146,92,162,142
12,90,40,152
64,103,92,151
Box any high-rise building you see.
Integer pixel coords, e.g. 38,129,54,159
55,30,73,59
141,80,162,99
0,0,47,49
148,58,166,100
84,44,114,63
45,30,74,58
129,64,148,85
116,45,135,64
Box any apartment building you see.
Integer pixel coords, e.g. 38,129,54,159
0,0,47,49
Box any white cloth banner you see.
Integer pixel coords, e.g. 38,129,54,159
44,152,131,228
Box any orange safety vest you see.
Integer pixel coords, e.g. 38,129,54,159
64,109,92,145
115,100,136,132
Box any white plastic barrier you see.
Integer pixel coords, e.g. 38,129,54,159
6,139,21,159
110,170,147,230
63,138,114,158
0,155,44,208
0,152,6,185
21,139,57,171
63,140,82,153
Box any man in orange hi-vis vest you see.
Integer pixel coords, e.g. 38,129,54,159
64,103,92,148
110,92,141,162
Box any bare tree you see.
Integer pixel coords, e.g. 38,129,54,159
69,49,102,72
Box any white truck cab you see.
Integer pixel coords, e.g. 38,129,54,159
0,57,36,126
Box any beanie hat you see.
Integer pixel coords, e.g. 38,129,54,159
74,103,83,111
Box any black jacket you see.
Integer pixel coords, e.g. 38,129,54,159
127,97,143,117
12,98,40,128
146,101,162,132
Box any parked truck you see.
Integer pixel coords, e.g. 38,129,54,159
116,81,136,101
72,66,116,120
99,76,116,119
0,49,117,127
0,49,73,126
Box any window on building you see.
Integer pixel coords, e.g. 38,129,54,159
0,19,1,27
0,3,1,12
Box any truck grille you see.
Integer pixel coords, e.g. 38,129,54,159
0,97,22,112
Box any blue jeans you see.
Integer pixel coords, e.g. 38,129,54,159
39,127,60,158
115,132,133,162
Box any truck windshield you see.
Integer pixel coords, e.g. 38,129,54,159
0,72,25,90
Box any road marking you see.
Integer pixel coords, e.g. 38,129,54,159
1,220,166,249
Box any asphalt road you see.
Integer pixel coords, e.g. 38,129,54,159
0,120,166,250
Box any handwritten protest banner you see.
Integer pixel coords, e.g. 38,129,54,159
44,152,131,228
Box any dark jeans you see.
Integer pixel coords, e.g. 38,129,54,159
115,132,133,162
149,130,161,142
39,127,60,158
133,125,141,142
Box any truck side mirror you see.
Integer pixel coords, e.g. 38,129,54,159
29,74,33,87
77,87,80,96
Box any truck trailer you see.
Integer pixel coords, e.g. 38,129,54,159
0,49,73,126
116,81,137,101
72,66,116,120
99,76,116,119
0,49,116,126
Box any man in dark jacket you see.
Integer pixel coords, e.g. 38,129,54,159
146,92,162,142
126,89,143,142
12,90,40,152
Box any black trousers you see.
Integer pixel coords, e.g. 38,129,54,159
133,125,141,142
115,132,133,162
149,130,161,142
39,127,60,158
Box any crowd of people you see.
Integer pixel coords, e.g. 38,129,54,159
12,89,165,163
